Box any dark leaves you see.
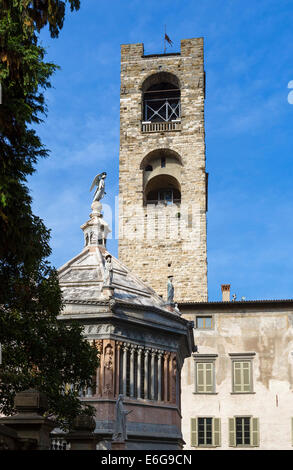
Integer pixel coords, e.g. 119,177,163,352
0,0,98,431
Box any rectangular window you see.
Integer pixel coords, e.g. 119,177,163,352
229,417,259,447
232,360,252,393
196,362,214,393
196,316,213,329
236,417,250,445
191,417,221,447
198,418,212,445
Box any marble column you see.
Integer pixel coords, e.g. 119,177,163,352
130,344,135,398
122,344,128,396
137,347,143,399
144,348,149,400
163,352,170,402
115,342,122,397
158,351,163,401
170,353,177,404
151,349,156,400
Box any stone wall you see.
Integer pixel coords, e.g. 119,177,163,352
118,39,208,302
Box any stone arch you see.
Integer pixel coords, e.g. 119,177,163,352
144,174,181,205
140,149,183,170
141,149,183,205
140,71,181,93
141,72,181,123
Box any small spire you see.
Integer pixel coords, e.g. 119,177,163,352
80,200,111,249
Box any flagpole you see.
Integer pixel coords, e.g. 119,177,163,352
164,24,166,54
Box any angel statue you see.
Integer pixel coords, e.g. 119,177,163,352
90,172,107,203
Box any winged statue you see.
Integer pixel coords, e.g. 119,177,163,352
90,172,107,203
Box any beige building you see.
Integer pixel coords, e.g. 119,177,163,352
179,291,293,450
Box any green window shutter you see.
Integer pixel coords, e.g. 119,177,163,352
251,418,259,447
229,418,236,447
242,362,251,392
197,363,205,392
205,363,214,392
213,418,221,447
191,418,198,447
233,361,251,392
197,362,214,393
233,362,242,392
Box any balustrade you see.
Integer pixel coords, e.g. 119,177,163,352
51,438,70,450
141,120,181,133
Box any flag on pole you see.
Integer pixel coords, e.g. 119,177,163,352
164,33,173,46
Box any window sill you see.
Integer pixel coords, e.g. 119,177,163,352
194,328,214,331
232,445,258,448
193,392,218,395
193,445,220,448
230,392,255,395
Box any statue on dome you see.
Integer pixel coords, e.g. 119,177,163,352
90,172,107,203
167,275,174,303
103,254,113,286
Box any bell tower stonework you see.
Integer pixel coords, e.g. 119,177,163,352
118,38,208,302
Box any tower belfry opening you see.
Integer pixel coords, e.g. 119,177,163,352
141,149,183,206
143,81,181,123
145,174,181,205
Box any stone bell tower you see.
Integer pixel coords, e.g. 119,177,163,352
118,38,208,302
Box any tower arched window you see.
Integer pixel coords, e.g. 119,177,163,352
141,149,183,206
145,174,181,206
142,73,181,123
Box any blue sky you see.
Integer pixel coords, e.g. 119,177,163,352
28,0,293,301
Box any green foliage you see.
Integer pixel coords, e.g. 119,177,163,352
0,1,99,430
2,1,80,39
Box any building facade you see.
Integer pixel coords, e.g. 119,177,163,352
179,296,293,450
118,38,208,302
